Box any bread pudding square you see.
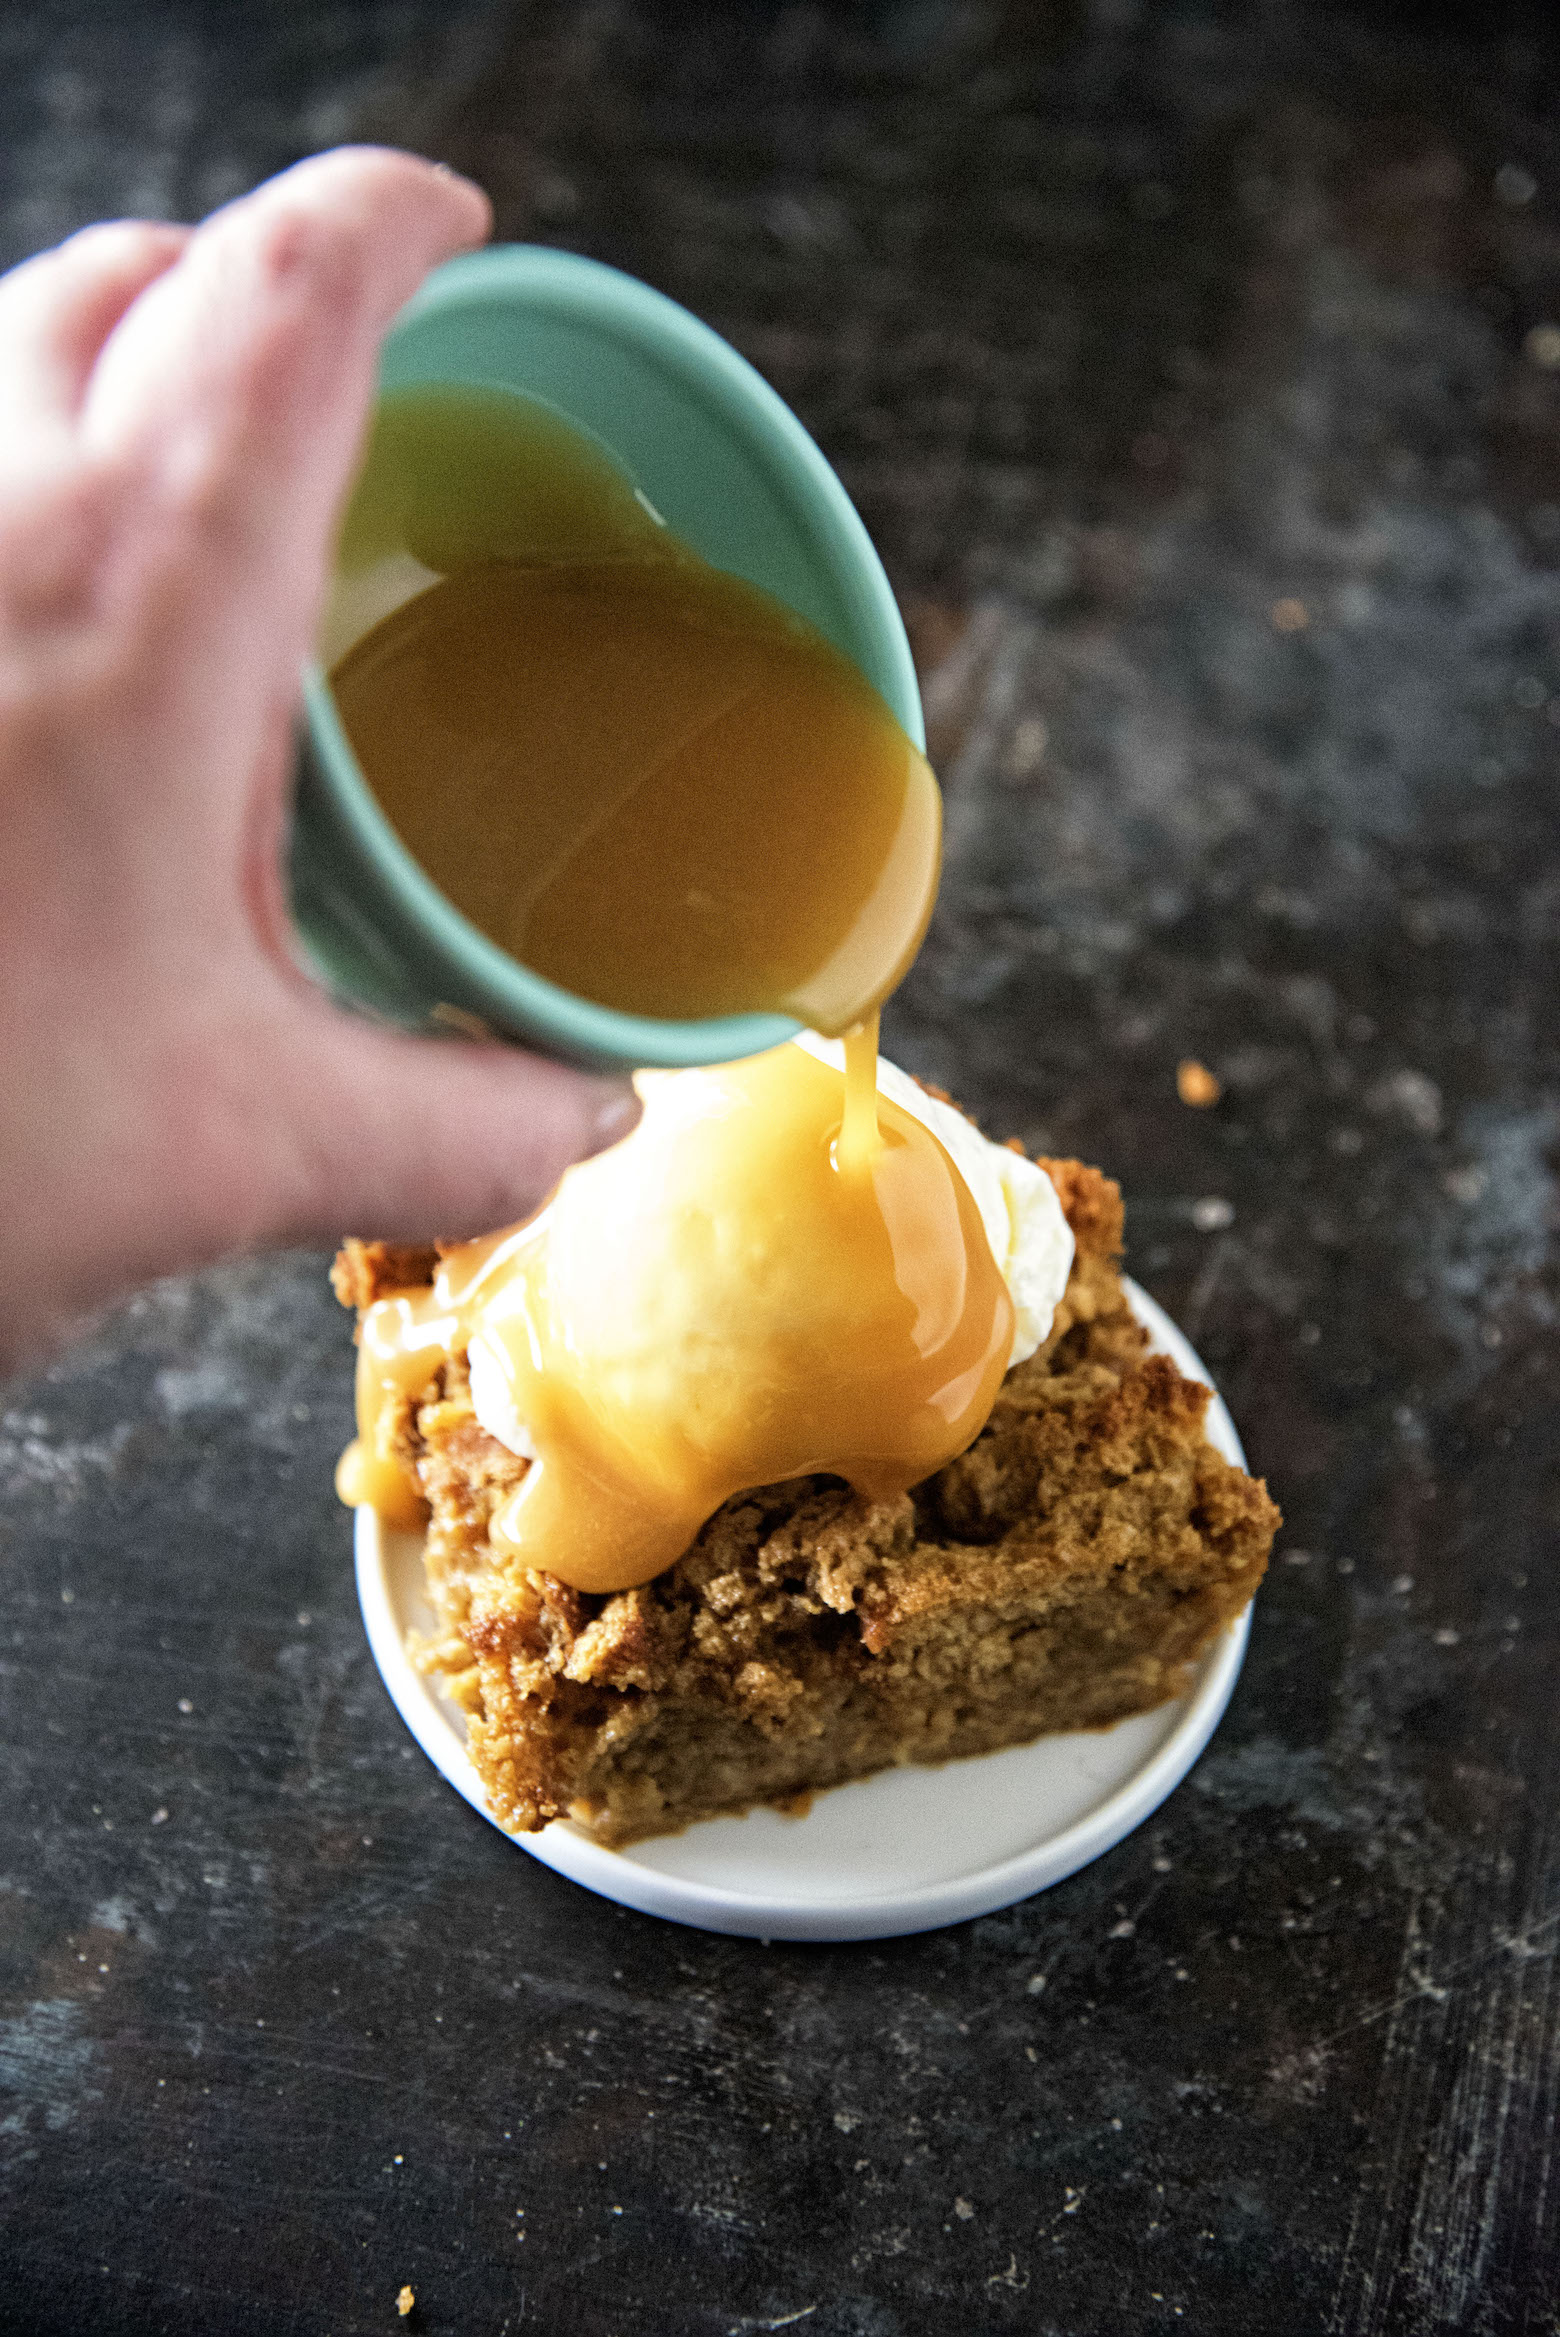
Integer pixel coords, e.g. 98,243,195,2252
334,1147,1277,1846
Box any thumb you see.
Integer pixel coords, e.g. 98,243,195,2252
271,999,642,1248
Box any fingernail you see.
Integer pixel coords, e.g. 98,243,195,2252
585,1083,641,1159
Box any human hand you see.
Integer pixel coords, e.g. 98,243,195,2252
0,148,640,1375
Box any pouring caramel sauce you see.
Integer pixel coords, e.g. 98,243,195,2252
331,386,1013,1595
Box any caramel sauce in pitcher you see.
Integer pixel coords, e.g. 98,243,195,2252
328,387,940,1034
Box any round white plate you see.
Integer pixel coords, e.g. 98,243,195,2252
355,1278,1255,1940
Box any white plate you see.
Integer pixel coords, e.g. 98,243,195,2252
355,1278,1255,1940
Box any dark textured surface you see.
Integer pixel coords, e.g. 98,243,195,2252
4,3,1560,2331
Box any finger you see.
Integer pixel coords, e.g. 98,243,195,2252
80,148,490,648
0,220,189,444
270,1002,641,1249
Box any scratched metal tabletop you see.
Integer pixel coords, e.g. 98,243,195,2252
3,4,1559,2331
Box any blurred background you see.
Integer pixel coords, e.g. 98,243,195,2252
3,4,1560,2333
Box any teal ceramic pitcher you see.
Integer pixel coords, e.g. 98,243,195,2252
289,244,924,1073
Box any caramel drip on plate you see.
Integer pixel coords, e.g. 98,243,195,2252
338,1032,1013,1594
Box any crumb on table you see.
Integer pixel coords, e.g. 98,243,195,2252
1176,1058,1222,1107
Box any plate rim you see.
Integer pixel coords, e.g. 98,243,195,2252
354,1275,1255,1940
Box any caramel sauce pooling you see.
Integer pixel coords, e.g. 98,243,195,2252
338,1041,1014,1594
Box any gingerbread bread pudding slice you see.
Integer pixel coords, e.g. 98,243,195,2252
334,1151,1278,1847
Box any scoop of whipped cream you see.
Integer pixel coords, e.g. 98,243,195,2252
469,1037,1075,1462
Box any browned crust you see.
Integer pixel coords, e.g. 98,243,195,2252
335,1143,1279,1846
330,1238,442,1313
1036,1154,1123,1266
